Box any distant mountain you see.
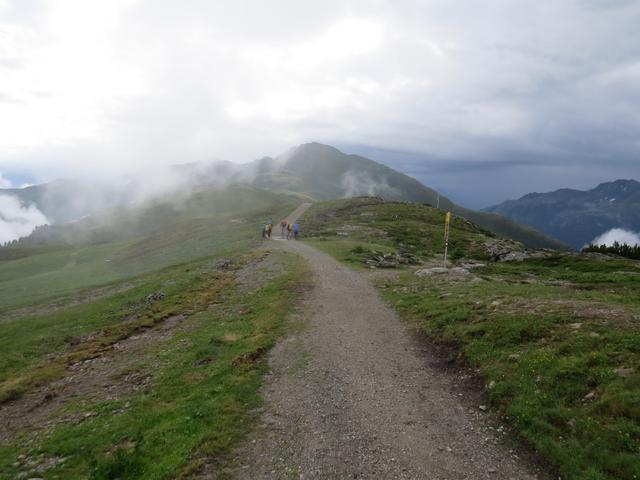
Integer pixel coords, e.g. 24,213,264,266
251,143,569,250
251,143,445,204
1,142,569,250
484,179,640,248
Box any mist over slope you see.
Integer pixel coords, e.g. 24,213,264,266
0,185,300,313
1,142,569,250
2,180,128,225
485,179,640,248
0,164,255,244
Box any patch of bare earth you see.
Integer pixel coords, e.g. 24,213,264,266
235,251,287,295
493,298,640,329
0,313,186,447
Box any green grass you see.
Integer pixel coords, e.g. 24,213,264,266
302,198,640,480
0,249,309,479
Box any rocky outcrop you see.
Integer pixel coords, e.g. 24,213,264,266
364,251,421,268
415,267,470,277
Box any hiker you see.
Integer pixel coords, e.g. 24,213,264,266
266,222,272,239
293,222,299,240
280,219,288,238
286,222,293,240
261,223,266,239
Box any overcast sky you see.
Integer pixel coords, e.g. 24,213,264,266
0,0,639,207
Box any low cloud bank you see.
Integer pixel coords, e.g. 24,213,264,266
0,194,49,244
591,228,640,247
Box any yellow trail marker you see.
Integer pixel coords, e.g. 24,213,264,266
443,212,451,268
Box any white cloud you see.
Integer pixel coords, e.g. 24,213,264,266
592,228,640,247
0,194,49,243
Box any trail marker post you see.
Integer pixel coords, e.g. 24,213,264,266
443,211,451,268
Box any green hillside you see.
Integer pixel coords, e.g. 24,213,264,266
2,143,569,251
0,185,309,479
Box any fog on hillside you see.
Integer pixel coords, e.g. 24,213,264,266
0,195,49,245
591,228,640,247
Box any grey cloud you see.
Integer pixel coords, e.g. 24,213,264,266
0,0,638,208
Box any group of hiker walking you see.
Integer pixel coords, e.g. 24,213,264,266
262,218,299,240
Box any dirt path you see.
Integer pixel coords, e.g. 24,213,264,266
228,204,546,479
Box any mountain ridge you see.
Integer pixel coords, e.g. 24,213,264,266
485,179,640,248
1,142,569,250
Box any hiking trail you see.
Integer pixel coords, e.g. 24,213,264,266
226,204,548,479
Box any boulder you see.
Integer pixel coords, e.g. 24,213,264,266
415,267,448,276
499,251,531,262
614,367,635,378
145,291,165,303
363,251,421,269
460,260,486,269
415,267,470,277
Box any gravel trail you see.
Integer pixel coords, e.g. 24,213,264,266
230,204,545,480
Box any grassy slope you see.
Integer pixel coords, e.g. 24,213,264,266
0,249,309,479
0,185,310,478
0,185,298,314
301,198,640,480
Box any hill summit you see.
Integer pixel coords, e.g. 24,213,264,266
251,142,443,205
249,143,568,250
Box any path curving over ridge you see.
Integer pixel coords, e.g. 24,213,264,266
229,204,546,479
